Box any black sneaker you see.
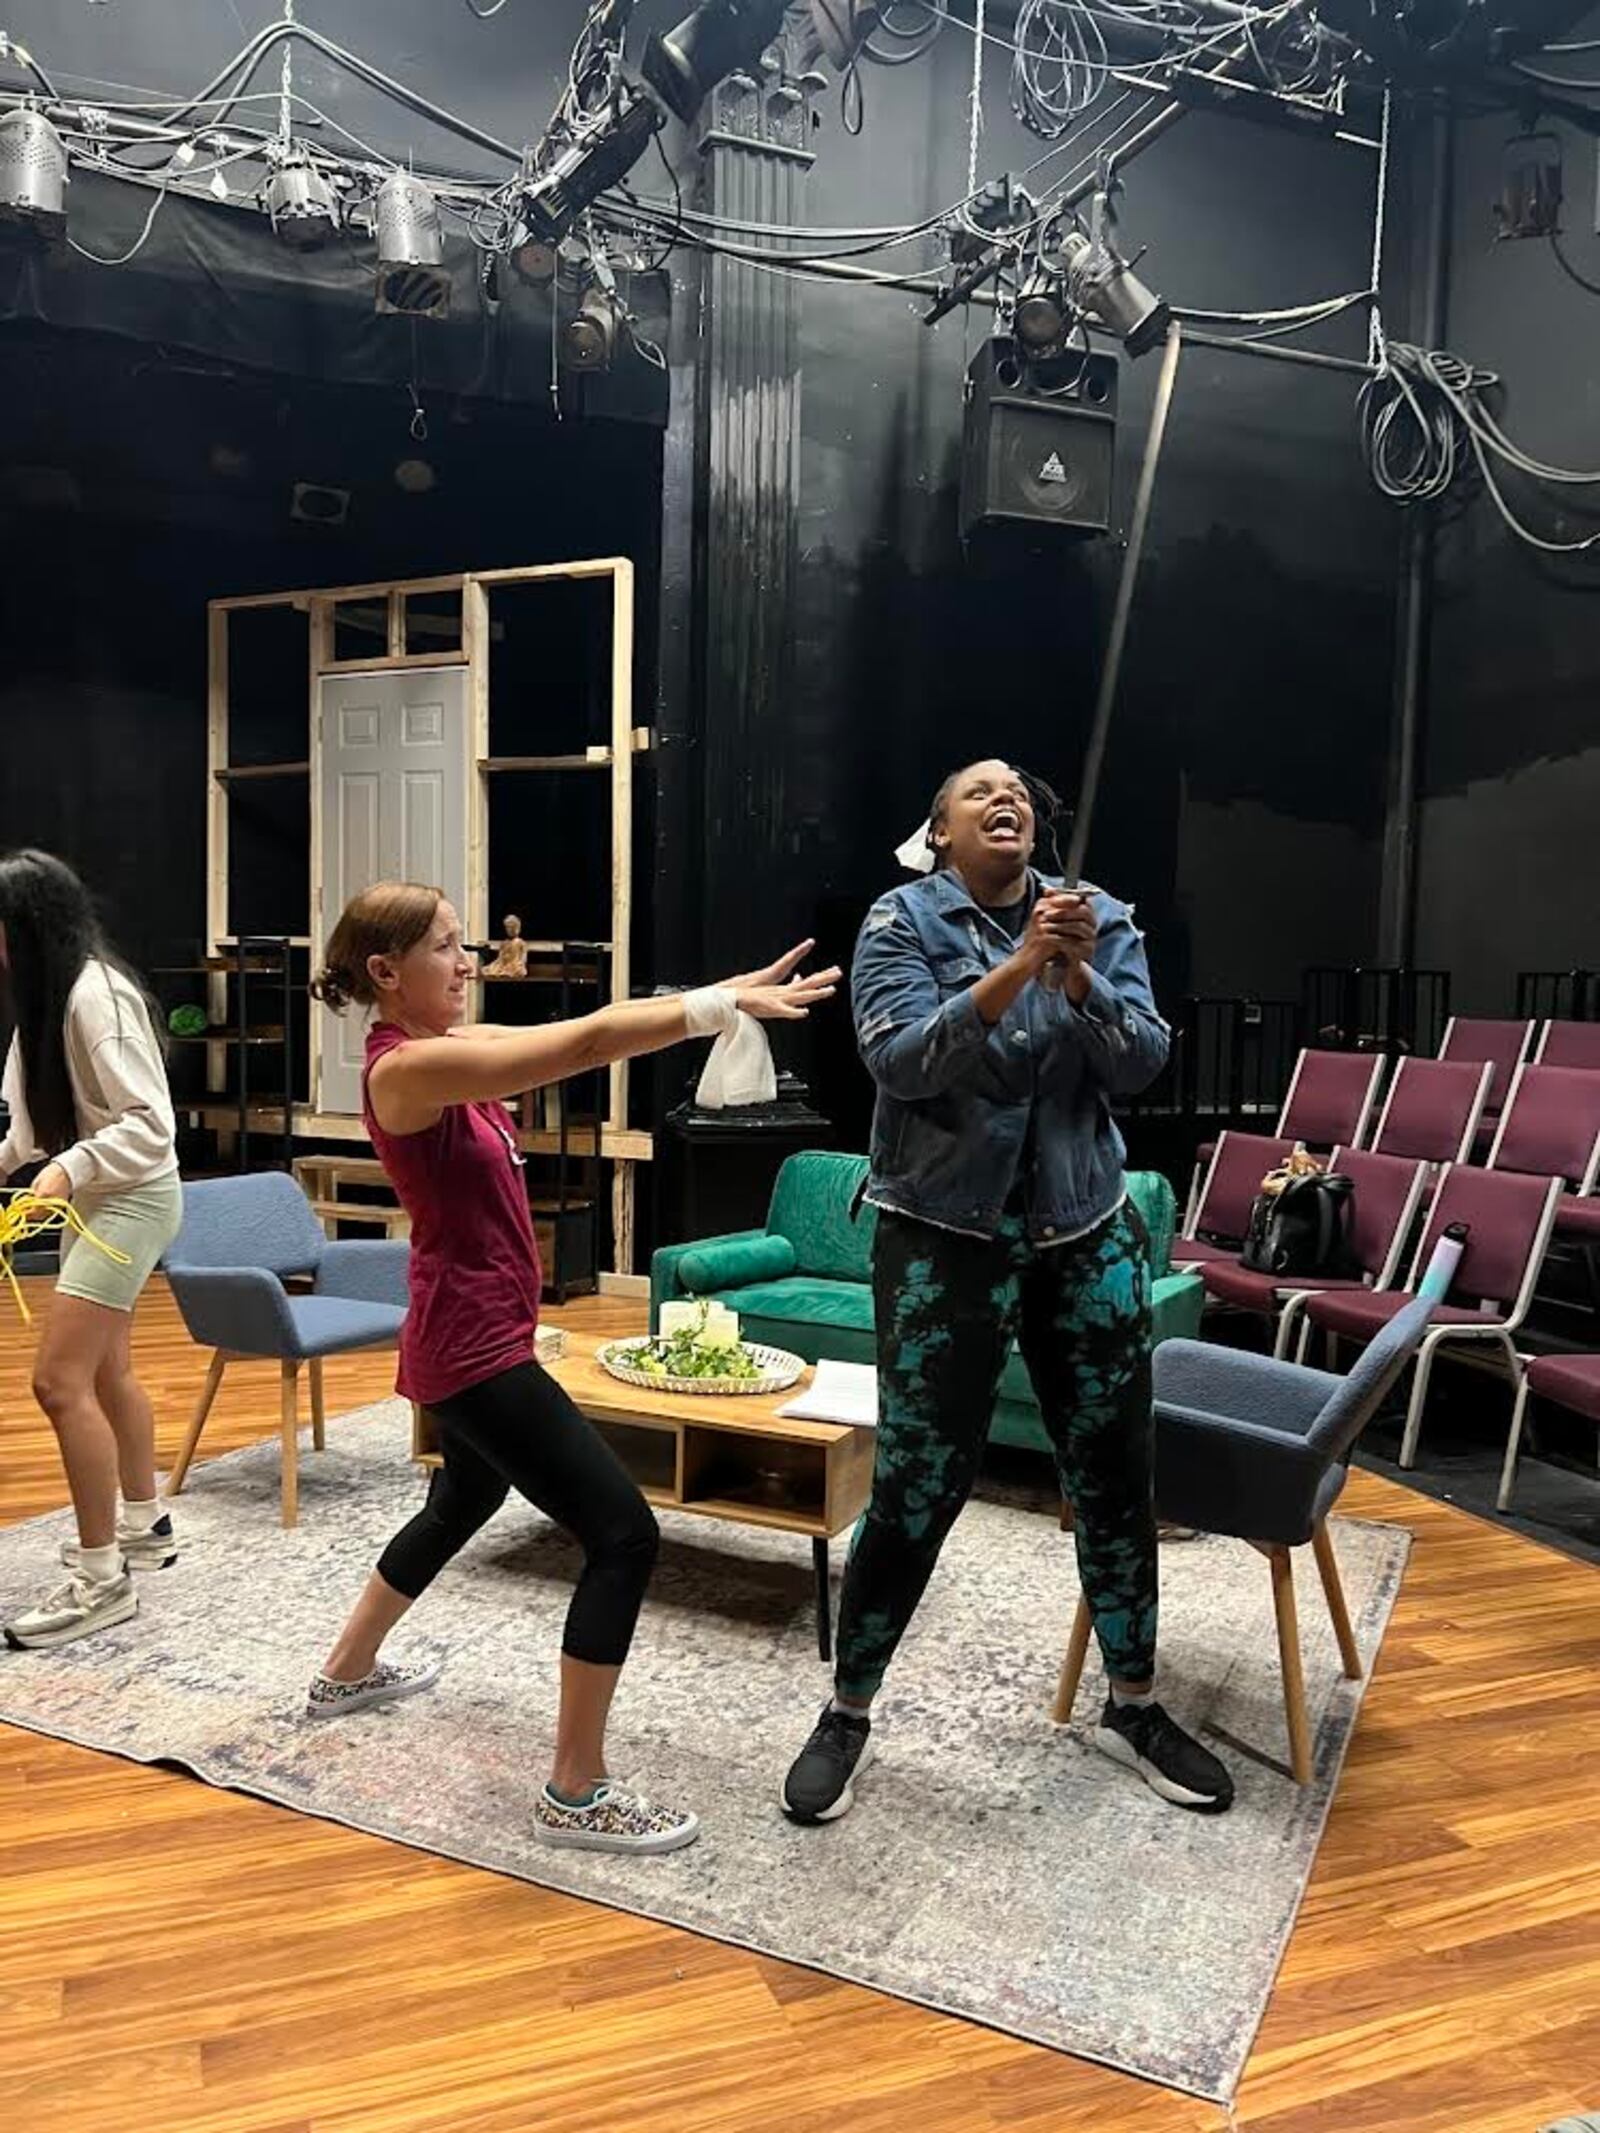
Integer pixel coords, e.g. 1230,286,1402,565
781,1703,874,1824
1092,1696,1234,1814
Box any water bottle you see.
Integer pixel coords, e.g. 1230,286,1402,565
1418,1220,1469,1305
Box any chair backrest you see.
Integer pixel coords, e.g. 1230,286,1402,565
767,1152,875,1281
1371,1056,1491,1165
164,1173,326,1279
1487,1064,1600,1191
1307,1288,1439,1461
1278,1049,1385,1151
1188,1131,1296,1241
1406,1165,1561,1316
1537,1020,1600,1072
1328,1145,1430,1286
1438,1016,1535,1110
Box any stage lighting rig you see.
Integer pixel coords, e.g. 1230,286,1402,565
643,0,790,125
520,81,663,246
374,172,451,319
807,1,882,71
263,145,340,250
0,105,67,244
1057,198,1170,360
1013,267,1070,358
1494,126,1562,240
563,252,623,372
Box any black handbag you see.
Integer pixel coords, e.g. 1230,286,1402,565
1239,1170,1357,1279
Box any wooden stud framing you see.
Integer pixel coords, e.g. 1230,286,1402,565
609,561,637,1271
207,559,651,1277
464,578,491,961
307,599,332,1113
205,603,231,1092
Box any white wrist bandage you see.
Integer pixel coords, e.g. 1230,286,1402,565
683,986,739,1039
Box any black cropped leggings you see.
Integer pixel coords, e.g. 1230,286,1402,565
377,1361,659,1667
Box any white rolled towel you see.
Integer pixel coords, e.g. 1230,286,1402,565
695,1011,777,1108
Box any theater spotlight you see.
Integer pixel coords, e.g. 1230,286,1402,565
1013,268,1069,356
374,172,451,319
522,84,662,244
1494,128,1562,241
642,0,790,125
1059,228,1170,357
562,267,621,372
0,106,68,245
509,222,558,285
264,147,340,249
808,0,882,70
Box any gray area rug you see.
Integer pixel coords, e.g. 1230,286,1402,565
0,1401,1410,2103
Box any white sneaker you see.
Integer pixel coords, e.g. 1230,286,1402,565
533,1779,700,1855
4,1570,138,1650
305,1657,442,1720
61,1513,179,1572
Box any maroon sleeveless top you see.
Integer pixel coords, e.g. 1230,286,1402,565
363,1023,542,1406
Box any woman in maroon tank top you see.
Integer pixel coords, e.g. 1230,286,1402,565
304,882,838,1856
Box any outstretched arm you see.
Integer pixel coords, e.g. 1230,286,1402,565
373,943,839,1135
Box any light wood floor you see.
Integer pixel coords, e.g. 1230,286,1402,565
2,1279,1598,2133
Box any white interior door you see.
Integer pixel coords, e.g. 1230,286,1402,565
315,666,470,1115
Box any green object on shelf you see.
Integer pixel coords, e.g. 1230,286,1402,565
168,1004,209,1039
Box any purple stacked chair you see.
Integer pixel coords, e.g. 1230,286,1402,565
1300,1166,1563,1477
1201,1146,1430,1357
1537,1020,1600,1072
1175,1131,1296,1268
1369,1056,1492,1167
1438,1016,1536,1148
1488,1063,1600,1250
1187,1049,1386,1220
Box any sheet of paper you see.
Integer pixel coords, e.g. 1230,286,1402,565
779,1359,879,1429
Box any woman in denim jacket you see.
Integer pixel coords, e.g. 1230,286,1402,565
782,760,1234,1824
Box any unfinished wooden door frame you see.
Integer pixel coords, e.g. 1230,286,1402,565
205,559,650,1273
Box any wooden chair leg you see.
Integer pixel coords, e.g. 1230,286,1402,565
1269,1546,1314,1784
310,1357,326,1452
166,1353,227,1497
280,1360,301,1529
1311,1520,1362,1680
1051,1593,1093,1724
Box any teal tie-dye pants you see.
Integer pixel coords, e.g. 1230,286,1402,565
834,1199,1157,1702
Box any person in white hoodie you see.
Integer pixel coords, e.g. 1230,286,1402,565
0,851,183,1650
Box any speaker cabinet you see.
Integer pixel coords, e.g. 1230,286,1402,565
959,339,1118,540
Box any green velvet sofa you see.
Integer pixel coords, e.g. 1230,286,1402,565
649,1151,1204,1455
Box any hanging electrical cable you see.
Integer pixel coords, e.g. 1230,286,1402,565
1360,340,1600,556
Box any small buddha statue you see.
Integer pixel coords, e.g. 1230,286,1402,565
482,913,529,979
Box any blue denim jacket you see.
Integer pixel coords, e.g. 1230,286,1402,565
853,867,1169,1242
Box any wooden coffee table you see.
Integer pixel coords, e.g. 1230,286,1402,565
411,1334,876,1660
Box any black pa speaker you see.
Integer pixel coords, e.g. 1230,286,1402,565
959,339,1118,540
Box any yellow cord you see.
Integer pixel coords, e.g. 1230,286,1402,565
0,1194,133,1326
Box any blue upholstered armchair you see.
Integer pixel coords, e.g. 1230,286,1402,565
162,1174,408,1526
1052,1286,1440,1784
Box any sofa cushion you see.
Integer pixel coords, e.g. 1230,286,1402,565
677,1235,798,1295
767,1152,875,1282
711,1276,876,1336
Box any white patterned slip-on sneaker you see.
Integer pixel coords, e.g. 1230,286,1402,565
4,1570,138,1650
62,1514,179,1572
305,1657,442,1720
533,1780,700,1855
